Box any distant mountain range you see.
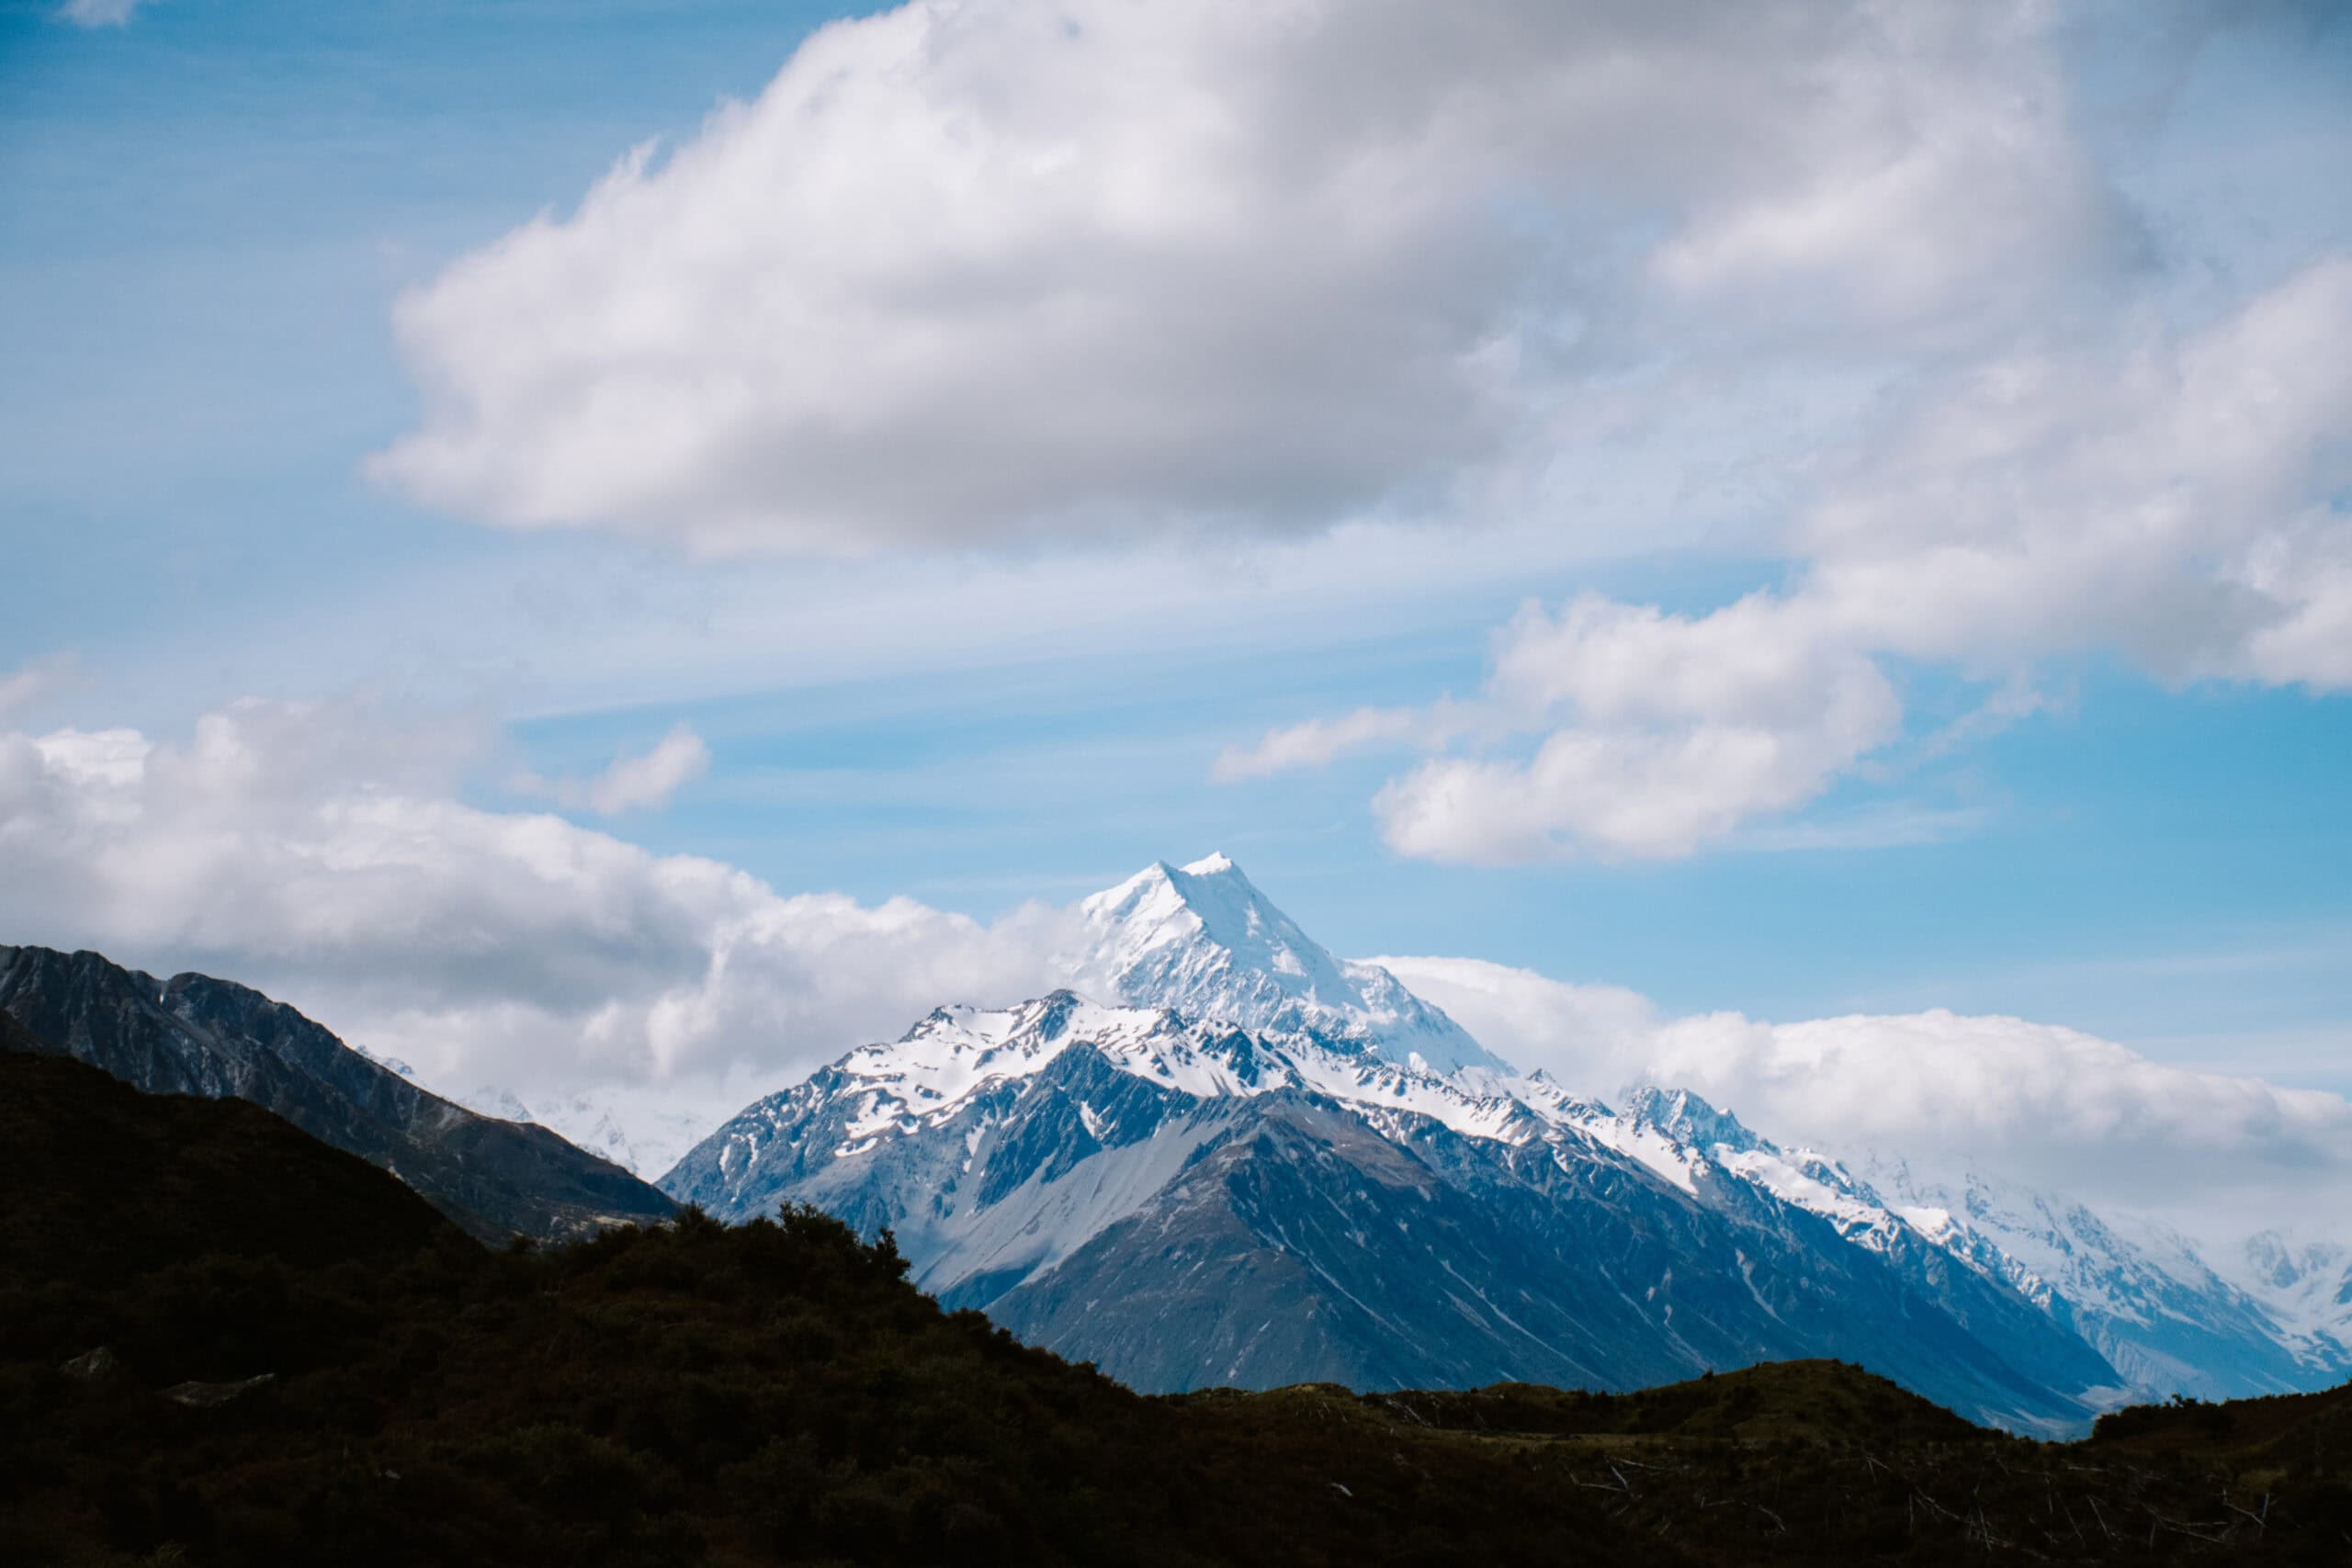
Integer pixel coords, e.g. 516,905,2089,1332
6,854,2342,1430
0,944,674,1242
662,854,2351,1431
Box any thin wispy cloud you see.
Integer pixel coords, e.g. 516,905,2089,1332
514,723,711,816
57,0,148,28
0,655,77,716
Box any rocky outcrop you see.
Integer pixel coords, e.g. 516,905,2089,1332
0,945,674,1243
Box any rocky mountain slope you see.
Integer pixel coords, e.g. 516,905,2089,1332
0,944,674,1243
663,854,2352,1432
662,989,2119,1429
2237,1230,2352,1369
1863,1161,2345,1402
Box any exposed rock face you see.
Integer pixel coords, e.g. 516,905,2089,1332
60,1347,120,1380
163,1374,277,1408
663,991,2120,1432
1868,1163,2346,1403
664,854,2352,1432
0,944,673,1243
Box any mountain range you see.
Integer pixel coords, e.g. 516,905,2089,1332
662,854,2351,1431
13,1041,2346,1566
5,854,2343,1431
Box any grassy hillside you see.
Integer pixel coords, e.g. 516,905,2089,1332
2,1052,2346,1564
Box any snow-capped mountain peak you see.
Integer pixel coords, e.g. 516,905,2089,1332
2232,1231,2352,1361
834,991,1295,1138
1071,853,1508,1077
1622,1084,1768,1156
1857,1159,2338,1400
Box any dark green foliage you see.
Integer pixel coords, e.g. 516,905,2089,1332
1336,1359,1993,1444
4,1052,2349,1564
0,1051,453,1295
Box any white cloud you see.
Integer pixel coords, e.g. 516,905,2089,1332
373,0,2114,557
1796,255,2352,682
1242,257,2352,862
1370,954,1658,1069
515,723,711,815
6,692,2340,1240
0,655,77,716
1380,953,2352,1241
1211,705,1443,782
1373,593,1901,861
58,0,145,27
0,699,1070,1100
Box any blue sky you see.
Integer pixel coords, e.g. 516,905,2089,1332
3,0,2348,1131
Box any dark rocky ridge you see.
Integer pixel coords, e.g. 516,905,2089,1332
0,944,673,1242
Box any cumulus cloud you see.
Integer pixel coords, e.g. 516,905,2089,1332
1241,257,2352,861
0,699,1070,1099
1375,593,1902,861
6,691,2339,1237
515,723,711,815
1381,953,2352,1238
373,0,2115,556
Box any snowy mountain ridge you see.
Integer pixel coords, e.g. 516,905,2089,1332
650,853,2352,1421
806,988,1540,1158
2236,1232,2352,1364
1069,853,1508,1078
719,978,1949,1258
1860,1159,2345,1400
354,1047,723,1180
664,980,2132,1428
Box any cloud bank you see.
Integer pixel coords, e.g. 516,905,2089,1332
0,699,1069,1099
2,694,2340,1241
1383,954,2352,1239
362,0,2349,869
1246,257,2352,861
375,0,2114,556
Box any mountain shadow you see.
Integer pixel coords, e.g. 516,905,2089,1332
0,943,674,1242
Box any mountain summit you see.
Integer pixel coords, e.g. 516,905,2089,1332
654,855,2342,1427
1071,853,1507,1077
662,859,2142,1429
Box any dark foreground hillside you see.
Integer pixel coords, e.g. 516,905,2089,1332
0,1052,456,1286
3,1050,2347,1565
0,944,675,1243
